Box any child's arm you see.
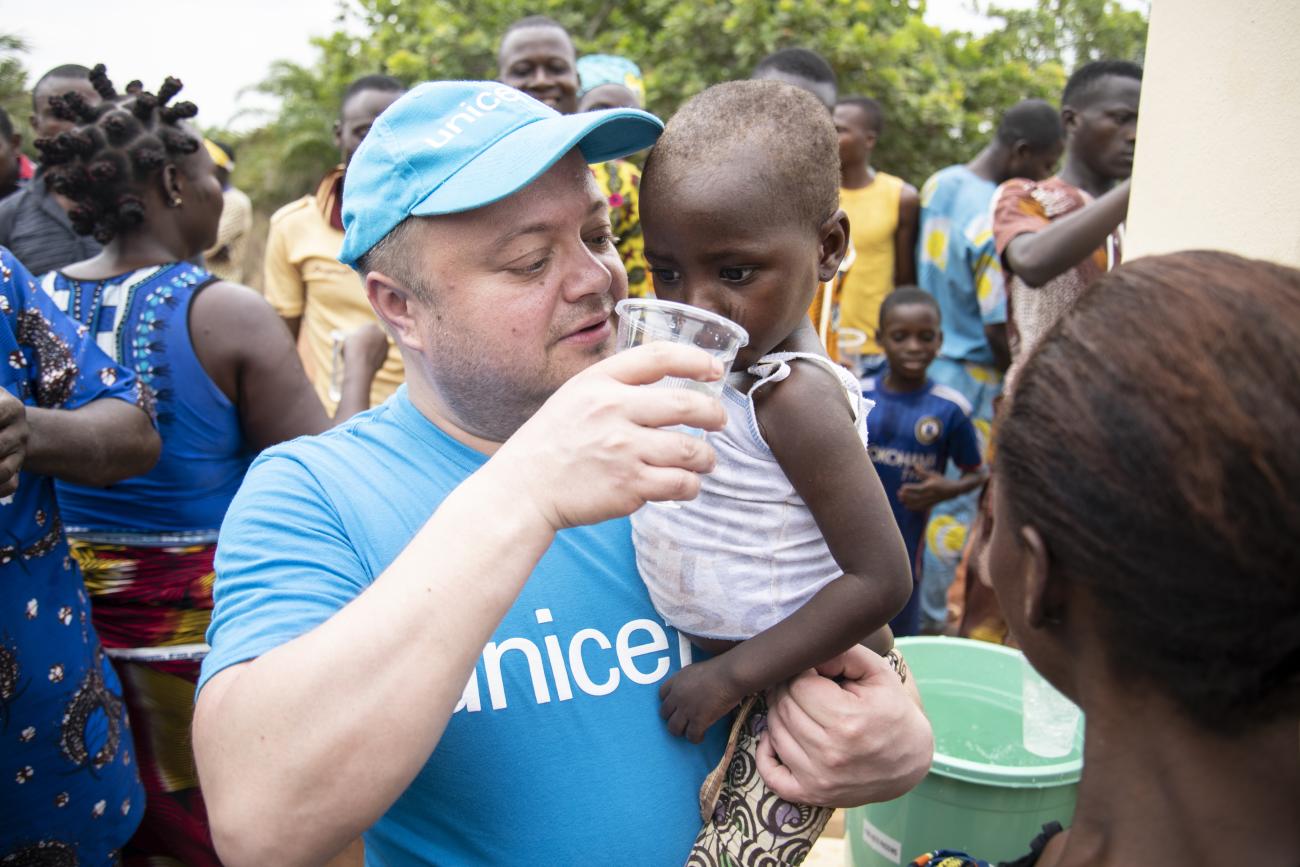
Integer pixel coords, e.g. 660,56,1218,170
898,404,986,511
659,358,913,744
898,466,986,511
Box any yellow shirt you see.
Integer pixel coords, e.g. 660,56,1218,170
839,172,903,352
263,169,403,411
592,160,650,298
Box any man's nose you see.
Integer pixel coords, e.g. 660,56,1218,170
562,242,614,302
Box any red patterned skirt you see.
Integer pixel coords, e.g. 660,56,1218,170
71,539,221,867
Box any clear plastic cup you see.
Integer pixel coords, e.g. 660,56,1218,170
837,327,868,378
1021,657,1082,758
614,298,749,438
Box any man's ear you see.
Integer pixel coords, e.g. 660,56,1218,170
1019,525,1067,629
864,131,878,151
1060,107,1078,138
333,119,343,151
366,272,425,354
817,208,850,283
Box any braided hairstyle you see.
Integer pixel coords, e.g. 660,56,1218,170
34,64,200,244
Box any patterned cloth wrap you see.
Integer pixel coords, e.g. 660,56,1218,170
689,693,833,866
71,540,221,867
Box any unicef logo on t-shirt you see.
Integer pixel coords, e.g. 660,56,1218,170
914,416,943,445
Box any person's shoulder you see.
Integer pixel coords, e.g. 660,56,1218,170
927,381,975,418
248,404,400,488
268,194,318,228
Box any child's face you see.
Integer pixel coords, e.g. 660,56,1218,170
641,165,832,367
878,303,942,380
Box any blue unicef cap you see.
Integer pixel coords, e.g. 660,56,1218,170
339,80,663,267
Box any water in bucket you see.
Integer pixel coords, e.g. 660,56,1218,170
846,637,1084,866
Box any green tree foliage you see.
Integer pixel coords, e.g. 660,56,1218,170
0,35,31,147
225,0,1147,212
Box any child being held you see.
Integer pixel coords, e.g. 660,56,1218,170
862,288,986,637
632,80,914,863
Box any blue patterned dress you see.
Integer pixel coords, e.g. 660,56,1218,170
0,248,148,865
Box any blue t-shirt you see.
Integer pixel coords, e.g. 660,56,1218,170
862,373,982,573
916,165,1006,366
200,387,726,865
0,248,145,863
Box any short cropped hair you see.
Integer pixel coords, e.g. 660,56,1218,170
342,74,405,113
32,64,92,107
498,15,572,57
1062,60,1143,109
643,79,840,230
837,96,884,136
879,286,940,326
752,48,836,87
995,98,1063,151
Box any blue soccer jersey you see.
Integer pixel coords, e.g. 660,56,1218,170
863,374,982,634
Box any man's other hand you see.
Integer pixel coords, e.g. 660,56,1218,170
757,644,933,807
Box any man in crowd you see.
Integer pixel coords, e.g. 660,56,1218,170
201,139,253,283
263,74,406,411
993,60,1142,371
915,98,1063,633
498,17,651,297
834,95,919,372
192,81,932,866
1,248,160,863
752,47,837,109
0,64,103,274
0,108,31,202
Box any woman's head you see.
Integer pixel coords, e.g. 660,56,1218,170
35,65,222,255
989,251,1300,734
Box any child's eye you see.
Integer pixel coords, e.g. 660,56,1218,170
650,267,681,283
719,267,753,282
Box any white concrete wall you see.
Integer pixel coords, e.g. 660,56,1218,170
1126,0,1300,266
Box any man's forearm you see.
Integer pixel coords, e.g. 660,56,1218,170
194,467,557,867
1005,179,1130,288
24,400,159,486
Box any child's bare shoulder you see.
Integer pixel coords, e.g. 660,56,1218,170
752,355,858,441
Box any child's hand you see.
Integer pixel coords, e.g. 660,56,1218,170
898,468,960,511
659,658,744,744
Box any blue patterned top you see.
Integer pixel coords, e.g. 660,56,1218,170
43,263,253,538
0,247,146,863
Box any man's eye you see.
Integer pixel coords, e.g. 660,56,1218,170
587,233,619,250
512,257,549,275
720,267,753,282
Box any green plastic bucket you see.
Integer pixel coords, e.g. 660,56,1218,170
845,637,1083,865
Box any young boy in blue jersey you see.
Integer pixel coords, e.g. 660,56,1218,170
863,287,985,636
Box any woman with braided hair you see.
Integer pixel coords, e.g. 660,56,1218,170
34,65,388,865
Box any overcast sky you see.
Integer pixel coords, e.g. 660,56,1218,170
6,0,1052,132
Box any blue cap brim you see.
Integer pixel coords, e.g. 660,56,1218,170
409,108,662,218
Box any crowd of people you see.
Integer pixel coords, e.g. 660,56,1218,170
0,12,1295,867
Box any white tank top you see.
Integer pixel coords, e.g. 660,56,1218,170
630,351,872,640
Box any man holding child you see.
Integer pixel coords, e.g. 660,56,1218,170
192,82,932,865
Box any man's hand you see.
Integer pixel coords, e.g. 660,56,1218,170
898,468,962,511
757,645,932,807
659,656,744,744
0,390,30,496
488,342,727,531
